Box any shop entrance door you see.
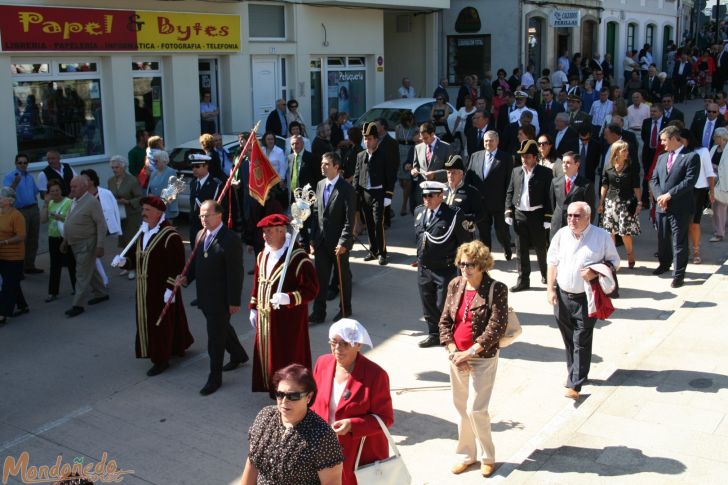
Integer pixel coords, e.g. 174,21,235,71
199,58,220,133
252,56,279,128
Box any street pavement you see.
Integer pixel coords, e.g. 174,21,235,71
1,98,727,484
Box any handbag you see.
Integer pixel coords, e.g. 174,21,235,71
354,414,411,485
488,281,522,348
715,183,728,204
137,167,149,189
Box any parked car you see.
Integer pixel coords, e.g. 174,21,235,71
168,133,286,214
354,98,458,136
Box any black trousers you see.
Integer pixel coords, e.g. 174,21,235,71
360,188,387,257
555,288,596,392
203,311,248,379
0,260,27,317
48,236,76,296
418,265,456,336
478,209,511,254
514,209,548,283
656,211,691,279
313,244,352,316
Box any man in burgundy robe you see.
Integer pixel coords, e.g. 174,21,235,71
249,214,319,392
112,196,193,376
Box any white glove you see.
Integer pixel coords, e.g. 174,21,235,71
249,309,258,329
384,197,392,207
111,255,127,268
163,289,175,303
543,222,551,229
505,217,513,226
270,292,291,309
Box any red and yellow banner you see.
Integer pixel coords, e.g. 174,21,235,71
0,5,240,52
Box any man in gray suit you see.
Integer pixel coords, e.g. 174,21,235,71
62,176,108,318
411,122,452,202
650,125,700,288
309,152,356,323
178,200,248,395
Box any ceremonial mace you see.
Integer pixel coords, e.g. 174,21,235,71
272,185,317,308
113,175,188,261
154,121,262,326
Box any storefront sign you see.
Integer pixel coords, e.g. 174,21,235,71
548,10,580,28
0,5,241,52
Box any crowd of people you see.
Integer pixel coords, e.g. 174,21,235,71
4,38,728,483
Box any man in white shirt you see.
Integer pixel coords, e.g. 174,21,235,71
551,63,569,94
547,201,619,400
398,77,416,98
588,87,613,135
626,92,650,131
521,64,536,89
509,91,540,135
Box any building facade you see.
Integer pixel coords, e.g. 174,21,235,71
0,0,446,174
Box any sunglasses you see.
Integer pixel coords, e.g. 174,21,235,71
423,193,439,198
567,213,583,219
458,262,477,269
273,391,309,401
537,142,551,146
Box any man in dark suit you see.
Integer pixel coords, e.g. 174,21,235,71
464,109,493,156
650,126,700,288
642,64,660,102
552,112,579,157
465,130,513,259
549,152,595,239
505,140,553,291
672,53,691,102
565,90,592,130
179,200,247,396
539,88,564,135
353,122,397,265
411,122,452,201
265,99,288,137
576,124,601,182
188,154,224,245
376,118,401,228
309,152,356,323
661,93,684,123
690,102,725,149
414,181,470,348
288,135,321,246
443,154,482,239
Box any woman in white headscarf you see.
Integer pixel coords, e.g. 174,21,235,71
310,319,394,485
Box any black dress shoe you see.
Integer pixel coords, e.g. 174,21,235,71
146,362,169,376
13,307,29,317
88,295,109,305
418,335,441,348
378,255,388,265
652,265,670,275
24,268,43,274
505,250,513,261
363,253,377,262
671,277,684,288
200,378,221,396
190,299,198,306
510,282,530,292
326,288,338,301
247,269,255,275
541,276,547,285
333,310,351,322
308,312,326,324
65,306,84,318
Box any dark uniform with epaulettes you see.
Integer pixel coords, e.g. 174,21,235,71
443,155,483,242
414,181,471,347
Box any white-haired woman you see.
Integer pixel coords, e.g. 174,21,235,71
0,187,28,324
709,127,728,242
107,156,143,273
310,319,394,485
147,150,179,221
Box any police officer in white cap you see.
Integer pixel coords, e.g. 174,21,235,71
414,181,471,348
509,90,540,135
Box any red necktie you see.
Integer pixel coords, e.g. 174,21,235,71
426,144,433,163
650,121,658,148
565,177,572,195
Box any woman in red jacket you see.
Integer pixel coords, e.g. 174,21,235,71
311,319,394,485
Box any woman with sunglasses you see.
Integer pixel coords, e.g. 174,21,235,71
311,319,393,485
242,363,344,485
536,134,561,174
439,240,508,478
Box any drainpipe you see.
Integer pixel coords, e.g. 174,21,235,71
519,0,524,71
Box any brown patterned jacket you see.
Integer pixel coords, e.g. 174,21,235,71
438,275,509,358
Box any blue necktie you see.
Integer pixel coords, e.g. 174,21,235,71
324,183,332,207
703,120,713,148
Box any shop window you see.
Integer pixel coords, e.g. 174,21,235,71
249,4,285,39
528,17,544,75
58,63,97,73
133,61,160,71
11,64,49,75
447,35,491,85
310,57,366,126
327,70,365,118
13,78,104,163
133,77,164,137
627,23,637,52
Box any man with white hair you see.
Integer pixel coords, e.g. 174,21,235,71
547,201,619,400
61,176,108,318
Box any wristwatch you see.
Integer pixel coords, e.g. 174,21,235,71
468,346,478,356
